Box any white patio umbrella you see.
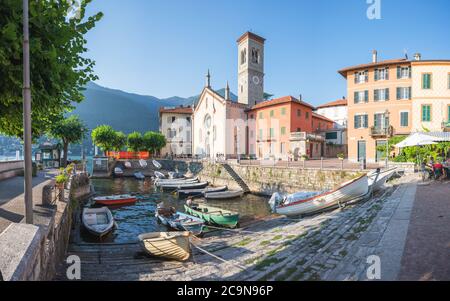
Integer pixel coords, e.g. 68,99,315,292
395,132,439,148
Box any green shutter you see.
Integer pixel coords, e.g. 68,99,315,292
354,115,359,129
374,89,379,101
422,105,431,122
385,88,390,100
422,74,431,89
364,90,369,102
354,92,359,103
364,115,368,128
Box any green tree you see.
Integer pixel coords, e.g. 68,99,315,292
112,131,126,151
91,125,116,154
0,0,103,138
50,115,87,167
143,131,167,155
127,131,144,152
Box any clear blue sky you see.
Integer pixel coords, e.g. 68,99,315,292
84,0,450,106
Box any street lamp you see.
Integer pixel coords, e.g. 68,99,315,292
23,0,33,224
384,109,390,168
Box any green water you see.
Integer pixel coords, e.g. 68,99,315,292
81,178,271,243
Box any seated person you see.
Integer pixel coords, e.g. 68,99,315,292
432,161,443,179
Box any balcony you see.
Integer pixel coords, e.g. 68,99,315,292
370,126,394,138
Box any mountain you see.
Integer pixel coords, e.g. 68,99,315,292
70,82,237,134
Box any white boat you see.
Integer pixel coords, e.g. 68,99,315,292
159,181,209,191
139,159,148,168
269,175,369,217
154,177,199,186
168,171,185,179
152,159,162,169
114,167,124,177
124,161,132,169
204,189,244,200
154,171,166,179
368,168,396,192
82,207,115,237
138,232,191,261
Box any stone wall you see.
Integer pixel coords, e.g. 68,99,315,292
0,160,24,181
0,172,91,281
197,162,363,196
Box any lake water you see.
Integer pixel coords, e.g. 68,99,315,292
80,178,271,244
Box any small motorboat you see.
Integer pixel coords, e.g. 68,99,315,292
177,186,228,198
168,171,185,179
269,175,369,217
134,171,145,180
154,171,166,179
93,194,137,206
159,181,209,191
139,159,148,168
82,207,115,237
156,207,204,236
113,167,124,177
368,168,396,192
124,161,132,169
204,189,244,200
152,159,162,169
138,232,191,261
184,203,239,228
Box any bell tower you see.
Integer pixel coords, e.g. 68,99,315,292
237,32,265,107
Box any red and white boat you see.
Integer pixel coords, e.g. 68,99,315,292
269,175,369,217
93,194,137,206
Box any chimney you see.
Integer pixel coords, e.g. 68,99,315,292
225,81,230,101
299,94,302,101
414,53,422,61
372,50,378,63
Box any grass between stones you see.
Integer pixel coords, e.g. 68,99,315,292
234,238,252,247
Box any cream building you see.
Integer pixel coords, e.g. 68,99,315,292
411,59,450,132
159,106,193,157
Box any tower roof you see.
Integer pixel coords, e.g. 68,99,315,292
237,31,266,44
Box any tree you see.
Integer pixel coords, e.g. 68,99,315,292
112,131,126,151
127,132,144,152
0,0,103,138
50,115,87,167
91,125,116,154
143,131,167,155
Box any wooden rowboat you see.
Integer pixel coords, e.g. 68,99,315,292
177,186,228,198
154,171,166,179
138,231,191,261
154,177,198,186
158,181,208,191
93,194,137,206
184,204,239,228
152,159,162,169
113,167,124,177
134,171,145,180
139,159,148,168
204,189,244,200
82,207,115,237
156,207,204,236
269,175,369,217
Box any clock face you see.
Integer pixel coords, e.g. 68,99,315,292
252,75,260,85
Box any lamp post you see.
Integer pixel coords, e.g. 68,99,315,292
384,110,390,169
23,0,33,224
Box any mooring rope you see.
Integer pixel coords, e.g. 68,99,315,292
189,240,246,271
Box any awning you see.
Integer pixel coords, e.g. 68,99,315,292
395,132,448,148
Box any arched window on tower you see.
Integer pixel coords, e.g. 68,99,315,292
240,48,247,65
251,48,259,64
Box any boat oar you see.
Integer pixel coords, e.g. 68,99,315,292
190,240,247,271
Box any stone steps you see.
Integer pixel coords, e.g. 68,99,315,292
221,163,250,192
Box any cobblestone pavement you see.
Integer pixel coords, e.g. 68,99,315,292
56,175,418,281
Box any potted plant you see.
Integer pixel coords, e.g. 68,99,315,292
337,153,345,160
55,173,68,190
301,154,308,161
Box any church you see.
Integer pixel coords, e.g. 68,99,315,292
192,32,265,160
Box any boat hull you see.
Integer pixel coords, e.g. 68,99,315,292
94,195,137,206
139,232,191,261
82,207,115,238
159,182,208,191
184,204,239,228
204,190,244,200
274,175,369,216
368,168,396,192
177,186,228,198
156,210,204,236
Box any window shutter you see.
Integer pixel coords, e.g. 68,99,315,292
364,90,369,102
374,69,379,81
409,67,412,78
354,91,359,103
374,89,379,101
397,87,401,100
385,88,390,100
365,70,369,82
354,73,358,84
397,66,401,79
354,116,360,129
408,87,412,99
364,115,368,128
386,67,389,80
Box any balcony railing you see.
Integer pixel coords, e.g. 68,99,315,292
370,126,394,137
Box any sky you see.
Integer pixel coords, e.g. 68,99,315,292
84,0,450,106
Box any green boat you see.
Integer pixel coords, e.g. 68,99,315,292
184,204,239,229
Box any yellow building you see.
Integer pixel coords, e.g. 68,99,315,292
338,51,412,163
